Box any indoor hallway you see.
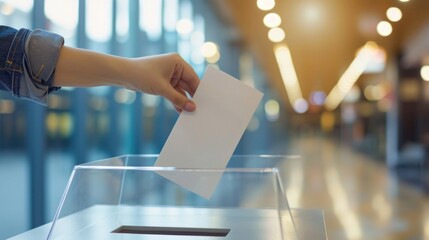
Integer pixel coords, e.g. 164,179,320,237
276,134,429,240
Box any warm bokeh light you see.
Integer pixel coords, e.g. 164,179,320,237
265,99,280,121
364,84,387,101
398,0,410,2
274,44,305,112
206,51,221,63
325,166,363,239
176,18,194,36
0,99,15,114
325,42,379,110
263,12,281,28
59,113,73,137
343,86,361,103
377,21,393,37
256,0,275,11
268,27,285,42
1,4,14,15
321,111,335,133
425,206,429,239
386,7,402,22
1,0,33,13
293,98,309,114
421,65,429,81
360,44,386,73
200,42,218,58
301,2,323,25
46,113,59,136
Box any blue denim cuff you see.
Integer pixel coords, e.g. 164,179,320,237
20,29,64,105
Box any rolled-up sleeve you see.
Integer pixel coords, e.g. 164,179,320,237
0,26,64,105
21,29,64,104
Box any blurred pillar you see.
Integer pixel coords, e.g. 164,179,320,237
106,0,121,156
29,0,47,228
126,0,143,154
71,0,89,164
26,102,46,228
386,59,399,167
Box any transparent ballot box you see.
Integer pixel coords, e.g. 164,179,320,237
46,155,320,240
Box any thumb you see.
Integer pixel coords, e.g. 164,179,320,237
164,87,196,112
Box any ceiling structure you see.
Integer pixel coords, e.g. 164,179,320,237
213,0,429,112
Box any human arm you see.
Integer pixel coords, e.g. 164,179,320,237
54,46,199,112
0,26,199,111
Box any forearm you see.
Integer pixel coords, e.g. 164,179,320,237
53,46,132,88
54,46,199,112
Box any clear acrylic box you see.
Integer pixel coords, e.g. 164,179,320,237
44,155,325,240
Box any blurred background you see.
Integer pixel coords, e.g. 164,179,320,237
0,0,429,239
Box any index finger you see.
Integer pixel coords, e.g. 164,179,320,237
180,61,200,95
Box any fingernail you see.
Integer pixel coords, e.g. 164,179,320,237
184,102,196,112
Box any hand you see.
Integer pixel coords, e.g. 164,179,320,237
55,47,200,112
125,53,200,112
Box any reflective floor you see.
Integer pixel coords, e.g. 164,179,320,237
1,135,429,239
278,135,429,240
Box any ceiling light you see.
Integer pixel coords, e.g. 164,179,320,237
293,98,309,114
398,0,409,2
325,42,379,110
421,65,429,81
386,7,402,22
263,12,281,28
310,91,326,105
302,4,322,24
257,0,275,11
377,21,392,37
343,86,361,103
274,44,305,113
200,42,218,58
356,42,386,73
268,27,285,42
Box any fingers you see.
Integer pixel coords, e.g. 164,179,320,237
173,55,200,94
178,80,194,97
164,86,196,112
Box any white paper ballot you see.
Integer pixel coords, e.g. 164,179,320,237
155,66,263,199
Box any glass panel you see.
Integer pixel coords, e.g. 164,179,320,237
44,0,78,47
163,0,178,32
139,0,162,41
115,0,129,42
0,0,32,28
86,0,112,42
47,155,300,240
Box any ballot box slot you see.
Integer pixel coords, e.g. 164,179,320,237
111,225,231,237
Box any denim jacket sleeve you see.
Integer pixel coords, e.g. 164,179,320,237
0,25,64,105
